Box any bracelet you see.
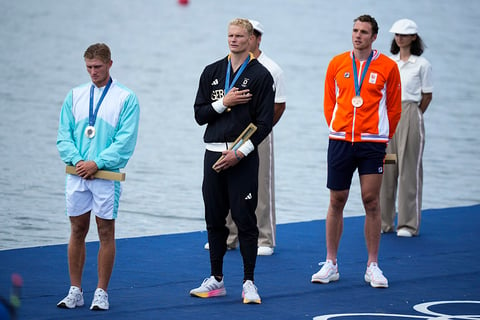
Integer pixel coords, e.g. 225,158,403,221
234,150,242,161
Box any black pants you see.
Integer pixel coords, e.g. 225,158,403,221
202,150,259,281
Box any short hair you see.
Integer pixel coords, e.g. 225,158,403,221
390,35,425,56
354,14,379,35
229,18,254,36
84,43,111,63
253,29,262,38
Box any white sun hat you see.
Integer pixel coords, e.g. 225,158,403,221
389,19,418,35
249,19,264,35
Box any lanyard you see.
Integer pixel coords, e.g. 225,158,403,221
89,78,112,126
352,51,373,96
224,54,251,94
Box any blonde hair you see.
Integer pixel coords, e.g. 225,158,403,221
84,43,111,63
229,18,254,36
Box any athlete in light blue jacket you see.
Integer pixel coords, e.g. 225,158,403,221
56,43,140,311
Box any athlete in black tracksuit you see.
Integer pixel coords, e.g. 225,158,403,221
194,55,274,282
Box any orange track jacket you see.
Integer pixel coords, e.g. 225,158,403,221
324,50,401,143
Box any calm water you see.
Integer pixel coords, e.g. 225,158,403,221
1,0,479,250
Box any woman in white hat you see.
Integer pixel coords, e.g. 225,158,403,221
380,19,433,237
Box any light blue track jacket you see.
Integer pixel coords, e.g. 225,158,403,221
57,79,140,171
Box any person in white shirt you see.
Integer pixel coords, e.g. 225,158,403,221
380,19,433,237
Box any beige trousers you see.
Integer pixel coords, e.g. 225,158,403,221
381,101,424,235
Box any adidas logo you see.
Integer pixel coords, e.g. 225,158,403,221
245,193,252,200
211,79,218,85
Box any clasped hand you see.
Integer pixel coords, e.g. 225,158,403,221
75,160,99,179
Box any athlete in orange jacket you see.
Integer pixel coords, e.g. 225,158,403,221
324,50,401,143
312,15,401,290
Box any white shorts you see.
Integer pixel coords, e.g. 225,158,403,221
65,174,122,220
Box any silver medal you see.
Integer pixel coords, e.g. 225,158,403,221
85,126,96,138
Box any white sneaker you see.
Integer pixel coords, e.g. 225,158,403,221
90,288,109,310
57,286,84,309
257,246,274,256
397,228,413,237
242,280,261,304
204,242,236,251
190,276,226,298
364,262,389,288
311,260,339,283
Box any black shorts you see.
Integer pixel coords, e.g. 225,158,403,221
327,140,386,190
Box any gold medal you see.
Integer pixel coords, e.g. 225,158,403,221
352,96,363,108
85,126,96,138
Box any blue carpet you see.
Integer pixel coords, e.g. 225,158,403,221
1,205,479,319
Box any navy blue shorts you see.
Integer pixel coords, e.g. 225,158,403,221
327,140,386,190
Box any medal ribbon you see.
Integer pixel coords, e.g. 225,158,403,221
352,51,373,96
224,54,251,94
89,77,112,126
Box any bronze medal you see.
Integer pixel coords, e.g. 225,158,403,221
352,96,364,108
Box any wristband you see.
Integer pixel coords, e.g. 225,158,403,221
234,150,242,161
